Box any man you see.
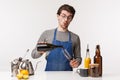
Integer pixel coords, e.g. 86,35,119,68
31,4,82,71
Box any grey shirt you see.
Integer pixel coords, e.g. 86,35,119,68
31,28,82,65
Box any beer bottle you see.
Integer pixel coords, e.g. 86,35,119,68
84,44,91,69
94,45,102,76
37,43,63,51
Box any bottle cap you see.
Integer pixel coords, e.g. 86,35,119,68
87,44,89,52
96,45,100,49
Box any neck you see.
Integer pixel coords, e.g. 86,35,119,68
57,26,68,32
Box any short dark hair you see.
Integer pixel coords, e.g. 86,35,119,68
57,4,76,18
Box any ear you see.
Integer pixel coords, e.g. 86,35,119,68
57,14,59,18
57,14,60,21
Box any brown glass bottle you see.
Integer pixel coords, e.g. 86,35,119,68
94,45,102,77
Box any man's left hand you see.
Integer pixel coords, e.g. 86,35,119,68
70,59,79,68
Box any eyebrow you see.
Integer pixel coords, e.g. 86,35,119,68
61,13,72,17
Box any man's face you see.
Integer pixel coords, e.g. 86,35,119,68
57,10,73,29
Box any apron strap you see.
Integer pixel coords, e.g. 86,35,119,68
53,28,57,41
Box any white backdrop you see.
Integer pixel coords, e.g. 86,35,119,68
0,0,120,75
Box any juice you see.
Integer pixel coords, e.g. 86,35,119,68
84,44,91,69
84,57,91,68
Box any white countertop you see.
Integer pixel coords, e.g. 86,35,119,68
0,71,120,80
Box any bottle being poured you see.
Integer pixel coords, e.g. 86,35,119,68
37,43,63,51
37,43,72,61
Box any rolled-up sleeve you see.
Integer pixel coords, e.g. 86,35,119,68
31,47,43,59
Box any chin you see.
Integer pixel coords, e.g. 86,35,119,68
62,27,68,30
64,25,68,28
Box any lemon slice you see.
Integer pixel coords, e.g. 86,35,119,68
23,75,29,79
16,73,23,79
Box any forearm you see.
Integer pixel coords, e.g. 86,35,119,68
31,48,43,59
75,57,82,65
74,48,82,65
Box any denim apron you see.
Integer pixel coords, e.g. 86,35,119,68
45,28,73,71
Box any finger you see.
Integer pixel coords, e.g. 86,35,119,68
70,61,77,67
72,60,78,64
71,61,79,68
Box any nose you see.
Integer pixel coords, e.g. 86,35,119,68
64,17,68,21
